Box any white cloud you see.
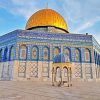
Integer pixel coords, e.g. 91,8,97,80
0,0,40,19
74,17,100,33
59,0,100,43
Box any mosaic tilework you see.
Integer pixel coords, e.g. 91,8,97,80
17,30,93,47
0,62,13,80
73,63,82,78
42,62,49,77
18,62,26,77
85,64,92,79
30,62,38,77
0,29,100,81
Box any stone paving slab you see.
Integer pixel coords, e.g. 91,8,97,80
0,81,100,100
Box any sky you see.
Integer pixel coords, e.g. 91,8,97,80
0,0,100,44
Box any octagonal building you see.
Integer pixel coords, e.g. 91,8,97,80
0,8,100,82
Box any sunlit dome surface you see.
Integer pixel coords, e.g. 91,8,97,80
25,9,69,33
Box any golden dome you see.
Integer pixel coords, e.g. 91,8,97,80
25,9,68,32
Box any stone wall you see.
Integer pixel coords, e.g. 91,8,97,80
0,61,99,82
13,61,53,81
0,61,14,80
71,62,98,81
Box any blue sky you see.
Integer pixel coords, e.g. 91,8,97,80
0,0,100,43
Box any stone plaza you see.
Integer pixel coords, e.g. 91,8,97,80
0,81,100,100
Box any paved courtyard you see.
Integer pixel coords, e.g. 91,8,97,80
0,81,100,100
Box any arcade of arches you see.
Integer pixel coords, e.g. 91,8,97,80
52,63,72,87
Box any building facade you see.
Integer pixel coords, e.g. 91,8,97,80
0,9,100,82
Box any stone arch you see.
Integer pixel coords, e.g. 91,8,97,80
19,45,28,60
31,46,39,60
52,64,72,87
62,67,68,78
4,47,8,61
9,46,14,61
56,67,61,81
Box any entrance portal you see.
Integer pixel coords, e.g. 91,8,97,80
52,53,72,87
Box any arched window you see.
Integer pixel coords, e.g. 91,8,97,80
56,67,61,78
20,45,27,59
54,47,60,57
43,47,49,60
85,48,90,62
9,46,14,61
64,48,70,62
0,49,2,61
4,47,8,61
75,48,80,62
32,46,39,60
63,67,68,77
